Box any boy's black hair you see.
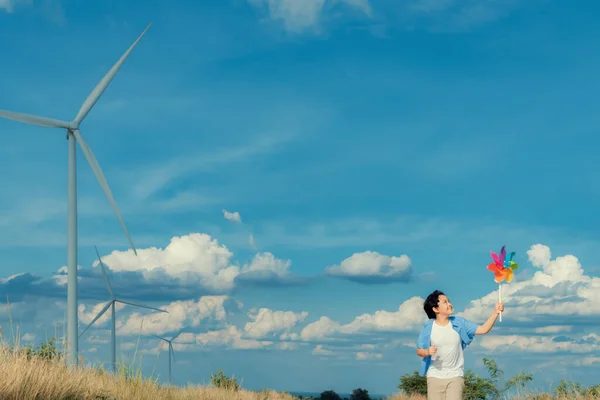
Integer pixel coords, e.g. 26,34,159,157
424,290,445,319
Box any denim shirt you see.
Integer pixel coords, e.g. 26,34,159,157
416,316,479,376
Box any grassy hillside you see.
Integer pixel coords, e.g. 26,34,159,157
0,336,598,400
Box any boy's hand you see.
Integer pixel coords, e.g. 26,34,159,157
428,345,437,356
495,301,504,314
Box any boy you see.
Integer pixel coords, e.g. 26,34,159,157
416,290,504,400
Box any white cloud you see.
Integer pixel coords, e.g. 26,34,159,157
574,356,600,366
244,308,308,338
479,333,600,354
312,344,334,356
0,0,17,12
97,233,294,292
342,296,426,333
195,325,270,350
223,209,242,224
356,351,382,361
301,316,343,341
117,296,229,336
535,325,572,334
241,252,292,278
461,244,600,323
78,301,126,327
325,251,412,282
300,296,427,342
248,0,372,33
21,333,35,342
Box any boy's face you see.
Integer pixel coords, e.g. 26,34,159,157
433,294,453,316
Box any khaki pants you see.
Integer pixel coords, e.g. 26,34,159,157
427,376,464,400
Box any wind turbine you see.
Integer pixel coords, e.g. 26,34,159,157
0,24,152,367
79,246,167,374
151,332,181,384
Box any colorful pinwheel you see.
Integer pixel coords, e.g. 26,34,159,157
486,245,518,322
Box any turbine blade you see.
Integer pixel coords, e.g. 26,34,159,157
150,333,168,342
171,331,181,341
116,299,167,313
78,301,112,338
72,129,137,255
94,246,115,299
73,24,152,126
0,110,70,129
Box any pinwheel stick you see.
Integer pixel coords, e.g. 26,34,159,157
498,283,503,322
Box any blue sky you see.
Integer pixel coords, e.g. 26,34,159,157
1,0,600,396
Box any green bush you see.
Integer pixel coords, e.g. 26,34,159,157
349,387,371,400
555,380,600,397
210,369,240,391
22,337,62,361
398,357,534,399
318,390,342,400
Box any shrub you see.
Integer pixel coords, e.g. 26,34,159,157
398,357,534,399
350,387,371,400
210,369,241,391
319,390,342,400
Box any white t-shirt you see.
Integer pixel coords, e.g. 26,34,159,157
426,320,464,379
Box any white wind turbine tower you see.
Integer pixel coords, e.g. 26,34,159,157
151,332,181,384
0,24,152,367
79,246,168,374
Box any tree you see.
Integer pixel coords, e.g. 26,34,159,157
398,371,427,396
350,388,371,400
319,390,342,400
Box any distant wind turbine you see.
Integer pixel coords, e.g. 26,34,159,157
79,246,167,374
151,332,181,384
0,24,152,367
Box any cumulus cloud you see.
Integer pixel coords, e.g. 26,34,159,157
313,344,335,356
479,333,600,354
79,301,126,327
21,333,35,342
355,351,382,361
100,234,240,291
325,251,413,283
248,0,372,33
133,306,310,353
222,209,242,224
0,233,304,305
300,296,426,341
194,325,272,350
100,233,300,292
117,296,232,336
461,244,600,324
244,308,308,339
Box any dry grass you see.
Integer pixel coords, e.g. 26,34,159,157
0,345,599,400
384,391,600,400
0,325,597,400
0,344,296,400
